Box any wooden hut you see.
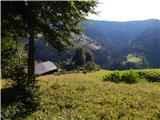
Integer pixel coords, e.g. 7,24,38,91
35,61,58,75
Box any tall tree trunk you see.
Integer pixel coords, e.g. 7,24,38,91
25,2,35,83
28,31,35,82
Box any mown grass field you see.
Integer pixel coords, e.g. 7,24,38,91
1,69,160,120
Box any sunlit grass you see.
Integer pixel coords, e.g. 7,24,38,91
1,69,160,119
127,54,143,64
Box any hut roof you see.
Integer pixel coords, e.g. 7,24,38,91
35,61,57,75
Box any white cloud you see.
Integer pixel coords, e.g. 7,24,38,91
87,0,160,21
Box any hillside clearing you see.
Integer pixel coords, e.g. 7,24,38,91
127,54,143,64
1,70,160,120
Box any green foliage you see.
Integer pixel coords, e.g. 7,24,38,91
103,71,121,83
84,61,99,71
72,47,98,71
86,51,94,62
1,1,97,119
1,35,17,77
1,66,40,120
104,70,160,83
2,0,97,85
1,85,40,120
121,70,139,84
1,34,39,120
103,70,139,84
84,51,99,71
2,102,25,120
2,1,97,52
157,110,160,119
138,71,160,82
1,34,27,78
72,47,86,66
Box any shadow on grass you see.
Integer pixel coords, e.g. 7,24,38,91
1,87,18,106
1,85,39,120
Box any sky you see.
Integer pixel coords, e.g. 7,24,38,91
87,0,160,21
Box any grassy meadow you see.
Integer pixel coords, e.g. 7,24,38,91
1,69,160,120
126,54,145,64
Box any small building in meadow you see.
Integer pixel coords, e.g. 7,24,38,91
35,61,58,76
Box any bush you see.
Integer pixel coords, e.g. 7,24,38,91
84,62,99,71
104,70,160,84
9,65,28,87
138,71,160,82
2,102,24,120
83,70,87,74
121,70,139,84
103,70,139,84
1,65,40,120
103,72,121,83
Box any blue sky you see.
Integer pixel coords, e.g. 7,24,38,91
87,0,160,21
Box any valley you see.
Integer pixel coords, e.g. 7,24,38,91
32,19,160,70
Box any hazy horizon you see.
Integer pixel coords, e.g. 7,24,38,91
87,18,160,22
87,0,160,22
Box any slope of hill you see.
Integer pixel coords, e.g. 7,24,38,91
82,19,160,69
23,34,104,63
131,21,160,68
23,19,160,69
82,19,159,47
2,70,160,119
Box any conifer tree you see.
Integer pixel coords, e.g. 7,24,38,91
2,1,97,81
73,47,86,66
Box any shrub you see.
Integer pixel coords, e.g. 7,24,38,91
103,70,139,84
157,110,160,119
2,65,40,120
103,72,121,83
138,71,160,82
83,69,87,74
60,69,67,74
84,62,99,71
121,70,139,84
1,102,24,120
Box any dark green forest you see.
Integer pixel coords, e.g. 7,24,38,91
28,19,160,70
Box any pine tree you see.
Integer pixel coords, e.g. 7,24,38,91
2,1,97,81
73,47,86,66
86,51,94,62
85,51,98,71
1,2,97,118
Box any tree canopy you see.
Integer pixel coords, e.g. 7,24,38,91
2,1,97,51
86,51,94,62
2,1,97,81
73,47,86,66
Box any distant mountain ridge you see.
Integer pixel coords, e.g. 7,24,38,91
81,19,160,68
82,19,160,48
24,19,160,69
131,21,160,68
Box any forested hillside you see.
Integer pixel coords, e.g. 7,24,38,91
131,22,160,68
31,19,160,69
82,19,160,69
